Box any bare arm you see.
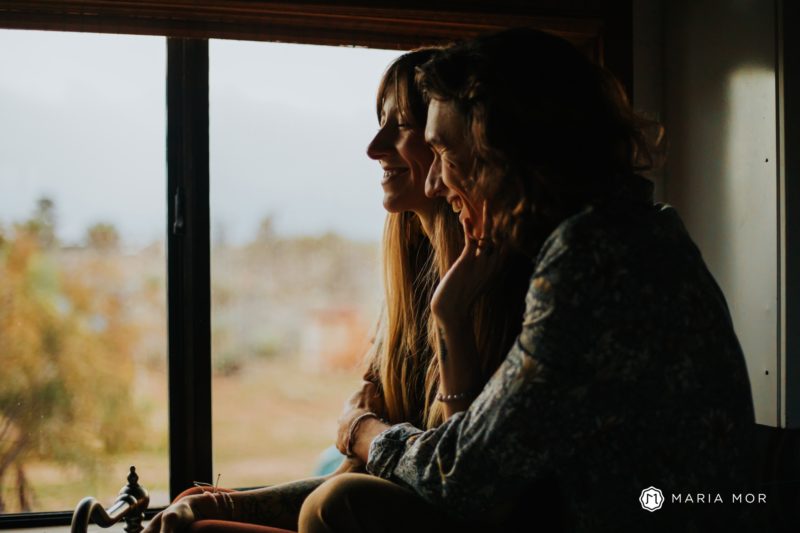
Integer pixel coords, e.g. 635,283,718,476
435,321,482,418
141,478,324,533
229,477,326,530
230,457,364,529
143,458,364,533
431,204,501,418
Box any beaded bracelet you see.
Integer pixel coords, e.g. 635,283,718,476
345,411,381,457
435,390,474,403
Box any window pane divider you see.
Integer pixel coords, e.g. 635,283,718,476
166,37,213,499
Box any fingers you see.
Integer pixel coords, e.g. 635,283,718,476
362,381,378,407
161,511,178,533
161,505,186,533
362,381,377,396
475,200,496,257
357,381,379,409
461,216,478,259
143,512,161,533
481,200,492,240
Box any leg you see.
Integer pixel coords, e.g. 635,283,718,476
189,519,295,533
297,473,480,533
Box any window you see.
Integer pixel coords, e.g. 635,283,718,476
0,2,611,528
208,40,400,487
0,29,169,514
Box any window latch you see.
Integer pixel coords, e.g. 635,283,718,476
173,187,185,235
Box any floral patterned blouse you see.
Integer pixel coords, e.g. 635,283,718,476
366,176,757,532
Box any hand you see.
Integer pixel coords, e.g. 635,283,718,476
431,201,503,326
329,455,367,476
142,497,198,533
342,380,384,415
336,380,382,458
336,406,372,456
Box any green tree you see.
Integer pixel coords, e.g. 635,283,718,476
86,222,120,251
20,197,57,249
0,206,142,512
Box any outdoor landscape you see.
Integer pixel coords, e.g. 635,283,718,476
0,198,382,513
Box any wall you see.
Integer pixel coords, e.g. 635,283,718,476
645,0,783,426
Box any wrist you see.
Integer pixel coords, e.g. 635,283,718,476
345,411,380,457
352,416,389,461
190,491,235,521
435,315,471,338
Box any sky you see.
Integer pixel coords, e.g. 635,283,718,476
0,29,402,246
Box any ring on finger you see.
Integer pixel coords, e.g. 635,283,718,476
476,238,494,255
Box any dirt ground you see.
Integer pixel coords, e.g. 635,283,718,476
10,356,362,513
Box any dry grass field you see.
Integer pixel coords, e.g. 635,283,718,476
2,233,380,514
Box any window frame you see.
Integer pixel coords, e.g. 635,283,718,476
0,0,629,527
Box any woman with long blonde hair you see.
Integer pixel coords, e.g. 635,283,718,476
361,48,531,432
143,47,532,533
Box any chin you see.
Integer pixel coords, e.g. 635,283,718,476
382,197,405,214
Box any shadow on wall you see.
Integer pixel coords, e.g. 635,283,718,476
663,0,779,426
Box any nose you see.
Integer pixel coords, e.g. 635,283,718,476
425,155,446,198
366,126,391,160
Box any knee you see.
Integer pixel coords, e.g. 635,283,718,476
173,486,206,503
298,474,369,533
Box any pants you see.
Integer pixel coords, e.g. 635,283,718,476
298,473,485,533
175,473,485,533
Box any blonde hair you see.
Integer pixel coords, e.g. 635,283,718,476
368,200,530,430
371,210,435,428
365,48,533,430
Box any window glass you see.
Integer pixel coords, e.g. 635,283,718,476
209,40,400,486
0,30,169,512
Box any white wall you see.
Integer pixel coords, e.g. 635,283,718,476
641,0,783,426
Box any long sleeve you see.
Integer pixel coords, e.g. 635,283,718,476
367,226,602,521
365,202,755,531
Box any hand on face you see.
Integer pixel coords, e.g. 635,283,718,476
431,201,503,327
425,100,501,324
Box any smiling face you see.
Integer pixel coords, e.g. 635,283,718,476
367,89,436,219
424,99,484,238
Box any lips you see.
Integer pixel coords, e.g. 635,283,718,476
381,167,409,185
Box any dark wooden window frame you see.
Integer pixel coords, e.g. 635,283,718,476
0,0,631,527
781,0,799,429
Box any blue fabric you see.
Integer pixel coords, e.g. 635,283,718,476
313,445,345,476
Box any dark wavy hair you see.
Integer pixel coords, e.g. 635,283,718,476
416,27,665,255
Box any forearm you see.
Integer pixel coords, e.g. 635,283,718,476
367,344,537,521
351,416,391,463
437,320,482,418
229,476,329,530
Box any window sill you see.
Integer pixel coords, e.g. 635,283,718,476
11,523,131,533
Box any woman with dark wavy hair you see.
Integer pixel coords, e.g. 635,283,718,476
340,28,757,532
142,46,533,533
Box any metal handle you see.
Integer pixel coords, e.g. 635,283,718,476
70,466,150,533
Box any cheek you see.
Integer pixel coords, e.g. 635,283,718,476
441,164,469,194
398,136,433,174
